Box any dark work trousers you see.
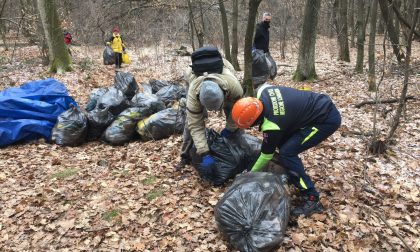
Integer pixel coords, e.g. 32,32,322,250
115,52,122,68
278,105,341,197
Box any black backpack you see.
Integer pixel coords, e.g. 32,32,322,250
191,46,224,76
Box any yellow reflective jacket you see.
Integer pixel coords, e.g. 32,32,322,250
109,33,124,53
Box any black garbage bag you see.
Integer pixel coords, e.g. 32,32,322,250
155,84,186,105
131,92,166,115
136,107,185,141
252,49,269,87
113,72,138,99
215,172,290,252
140,82,153,94
266,53,277,80
85,88,107,112
228,131,261,159
104,107,149,145
96,87,130,116
230,132,286,175
103,46,115,65
190,129,254,186
87,106,115,140
52,105,88,146
149,79,171,94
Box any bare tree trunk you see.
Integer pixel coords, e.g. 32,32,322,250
394,0,401,44
230,0,240,70
187,0,195,50
337,0,350,61
387,2,419,141
199,1,205,36
349,0,356,47
377,8,385,34
197,31,204,48
387,0,420,40
34,0,48,64
368,0,378,91
243,0,263,97
378,0,403,62
37,0,71,73
0,0,8,51
330,0,338,38
280,9,289,60
188,15,195,51
218,0,232,62
401,0,414,45
197,0,205,47
293,0,321,81
355,0,365,73
186,0,203,49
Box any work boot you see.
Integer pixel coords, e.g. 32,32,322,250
291,194,324,217
175,158,190,171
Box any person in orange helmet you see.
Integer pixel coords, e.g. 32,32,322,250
231,84,341,217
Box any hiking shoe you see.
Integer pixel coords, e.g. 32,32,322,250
291,195,324,217
175,158,190,171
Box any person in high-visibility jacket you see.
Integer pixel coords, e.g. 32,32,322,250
231,84,341,217
107,27,125,68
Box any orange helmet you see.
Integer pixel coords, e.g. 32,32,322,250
231,97,264,128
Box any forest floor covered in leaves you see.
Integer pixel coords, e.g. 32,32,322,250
0,37,419,251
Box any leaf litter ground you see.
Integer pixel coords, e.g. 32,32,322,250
0,37,419,251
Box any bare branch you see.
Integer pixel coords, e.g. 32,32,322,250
355,96,416,108
387,0,420,39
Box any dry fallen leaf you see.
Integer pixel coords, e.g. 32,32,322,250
291,232,306,246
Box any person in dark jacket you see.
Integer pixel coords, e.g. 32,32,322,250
231,84,341,217
253,12,271,53
106,27,125,68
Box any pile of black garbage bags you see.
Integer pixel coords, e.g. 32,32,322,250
187,130,291,251
51,72,186,146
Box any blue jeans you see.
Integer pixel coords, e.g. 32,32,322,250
278,105,341,197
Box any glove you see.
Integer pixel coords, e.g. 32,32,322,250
201,154,216,168
106,42,111,46
220,128,233,138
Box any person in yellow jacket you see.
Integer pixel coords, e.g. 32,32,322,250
176,55,243,171
107,27,125,68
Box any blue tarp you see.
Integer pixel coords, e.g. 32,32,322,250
0,78,77,147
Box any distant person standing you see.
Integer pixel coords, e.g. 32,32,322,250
63,31,72,55
253,12,271,53
107,27,125,68
63,31,72,45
